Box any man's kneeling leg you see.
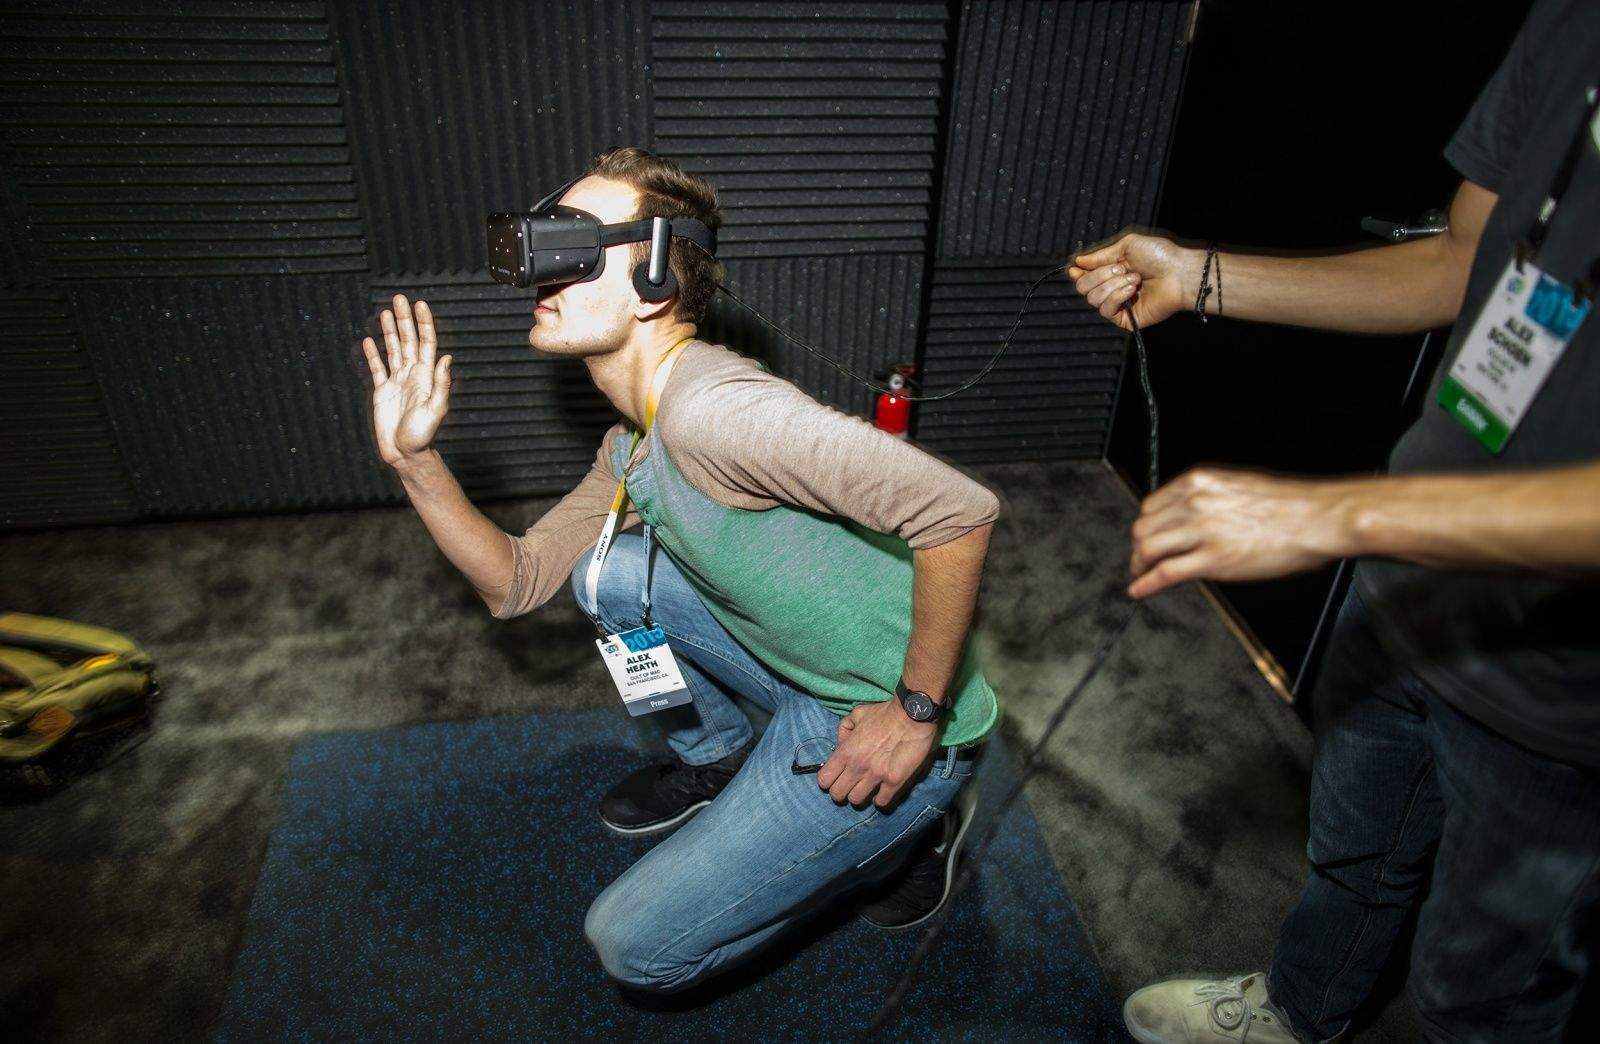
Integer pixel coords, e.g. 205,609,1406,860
582,691,972,993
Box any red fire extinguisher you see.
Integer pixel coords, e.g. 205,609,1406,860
873,364,915,439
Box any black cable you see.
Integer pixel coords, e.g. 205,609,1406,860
859,304,1161,1041
860,602,1139,1041
1129,309,1160,492
715,268,1059,403
713,260,1163,1037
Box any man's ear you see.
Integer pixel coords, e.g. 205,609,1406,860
633,291,677,323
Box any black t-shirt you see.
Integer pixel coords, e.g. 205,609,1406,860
1354,0,1600,767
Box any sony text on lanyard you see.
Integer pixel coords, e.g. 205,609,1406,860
587,339,695,716
1441,85,1598,454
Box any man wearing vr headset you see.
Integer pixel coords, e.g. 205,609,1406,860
359,147,999,992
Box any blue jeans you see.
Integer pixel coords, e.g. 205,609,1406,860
1269,587,1600,1043
571,532,975,993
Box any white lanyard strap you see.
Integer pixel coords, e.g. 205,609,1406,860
584,339,691,632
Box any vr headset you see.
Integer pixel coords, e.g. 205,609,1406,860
486,172,717,302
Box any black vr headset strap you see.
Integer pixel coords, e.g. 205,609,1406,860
533,171,716,253
532,172,586,213
597,218,716,256
592,217,718,303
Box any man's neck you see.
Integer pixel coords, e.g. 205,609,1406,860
585,321,698,429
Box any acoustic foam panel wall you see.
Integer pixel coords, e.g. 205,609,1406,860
0,2,387,525
916,0,1190,463
915,261,1125,461
331,0,650,503
0,141,44,289
0,0,1188,527
651,1,948,258
69,275,386,516
358,2,945,503
701,253,925,415
368,274,614,499
0,290,138,528
937,0,1190,259
328,0,651,277
649,3,945,436
0,1,366,280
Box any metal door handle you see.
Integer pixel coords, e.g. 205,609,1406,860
1360,208,1448,242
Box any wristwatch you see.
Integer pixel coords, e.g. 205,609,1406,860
895,679,948,724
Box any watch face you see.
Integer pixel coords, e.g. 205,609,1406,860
904,691,936,722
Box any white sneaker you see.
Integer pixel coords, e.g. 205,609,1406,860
1123,972,1306,1043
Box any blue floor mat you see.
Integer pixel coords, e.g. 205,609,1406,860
217,709,1120,1042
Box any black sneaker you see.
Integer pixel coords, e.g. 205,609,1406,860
599,740,752,835
859,781,979,931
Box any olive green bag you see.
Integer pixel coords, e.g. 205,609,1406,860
0,612,157,769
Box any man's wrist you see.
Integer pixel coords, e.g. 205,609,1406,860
1178,244,1209,313
391,447,448,488
1310,477,1378,559
1334,475,1449,561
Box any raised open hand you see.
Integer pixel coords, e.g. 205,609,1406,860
360,294,452,467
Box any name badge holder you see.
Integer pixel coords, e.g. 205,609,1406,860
1441,85,1599,453
585,339,695,716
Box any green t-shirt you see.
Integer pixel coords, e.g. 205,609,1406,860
610,341,1002,748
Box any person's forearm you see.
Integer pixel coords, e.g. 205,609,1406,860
1181,180,1493,336
902,524,992,704
1180,235,1470,335
1322,462,1600,571
392,449,516,608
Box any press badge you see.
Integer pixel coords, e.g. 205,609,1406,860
595,624,691,716
1439,259,1590,453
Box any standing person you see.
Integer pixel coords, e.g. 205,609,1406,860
357,147,998,992
1070,1,1600,1040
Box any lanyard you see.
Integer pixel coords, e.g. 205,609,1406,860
583,337,693,635
1520,83,1600,292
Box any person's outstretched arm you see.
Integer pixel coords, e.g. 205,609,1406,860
1066,178,1499,336
1124,462,1600,599
360,293,625,617
361,293,515,610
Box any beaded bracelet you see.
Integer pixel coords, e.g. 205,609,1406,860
1194,242,1222,321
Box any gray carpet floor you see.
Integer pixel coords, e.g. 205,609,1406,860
0,460,1416,1042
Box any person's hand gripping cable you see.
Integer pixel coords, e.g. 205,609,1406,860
1068,232,1355,599
1067,231,1202,331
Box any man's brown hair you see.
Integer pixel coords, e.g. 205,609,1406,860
586,146,723,324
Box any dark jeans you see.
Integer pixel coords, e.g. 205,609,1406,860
1268,587,1600,1043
